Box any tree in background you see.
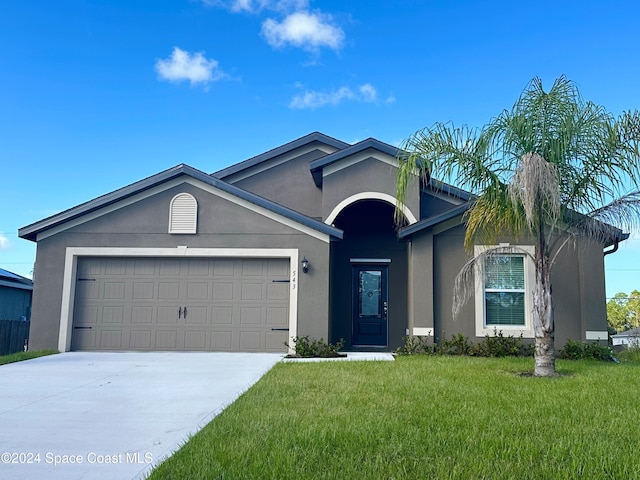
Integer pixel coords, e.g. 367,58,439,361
607,290,640,332
396,76,640,376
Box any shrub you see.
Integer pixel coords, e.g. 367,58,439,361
396,331,532,358
286,336,345,358
558,339,614,361
395,335,435,355
439,333,473,356
471,329,533,357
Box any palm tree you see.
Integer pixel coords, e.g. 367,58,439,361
396,76,640,376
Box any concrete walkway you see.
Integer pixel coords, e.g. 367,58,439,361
0,352,282,480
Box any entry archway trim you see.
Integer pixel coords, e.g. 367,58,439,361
325,192,418,225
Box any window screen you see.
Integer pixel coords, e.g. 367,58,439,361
484,255,525,326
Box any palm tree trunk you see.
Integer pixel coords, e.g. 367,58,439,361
533,240,556,376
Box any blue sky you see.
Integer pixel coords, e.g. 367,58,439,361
1,0,639,298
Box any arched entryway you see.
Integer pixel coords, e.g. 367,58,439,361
329,199,408,350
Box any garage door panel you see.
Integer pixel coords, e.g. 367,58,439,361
239,331,262,350
241,284,263,300
104,282,126,299
267,283,288,301
267,259,289,276
133,259,155,275
187,283,209,300
267,307,288,325
102,306,124,323
212,306,233,324
133,282,155,299
240,307,262,324
185,306,207,324
73,329,97,349
156,330,178,349
72,257,290,352
188,260,210,276
99,330,123,349
212,283,233,300
266,331,287,351
185,331,207,349
75,305,99,324
211,331,233,350
159,282,180,300
131,306,153,323
130,330,152,349
157,306,179,324
76,280,99,299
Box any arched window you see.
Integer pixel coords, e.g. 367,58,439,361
169,193,197,234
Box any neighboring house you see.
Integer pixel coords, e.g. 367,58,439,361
611,327,640,347
0,268,33,321
18,132,624,353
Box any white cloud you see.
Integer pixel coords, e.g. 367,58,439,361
262,11,344,51
204,0,308,14
289,83,380,109
155,47,227,87
358,83,377,103
0,233,11,250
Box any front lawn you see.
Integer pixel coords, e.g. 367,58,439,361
149,356,640,479
0,349,57,365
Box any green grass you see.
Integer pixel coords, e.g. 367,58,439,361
0,349,58,365
149,356,640,480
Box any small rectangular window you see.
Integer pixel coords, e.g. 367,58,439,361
484,255,525,327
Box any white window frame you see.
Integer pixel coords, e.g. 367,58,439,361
474,244,535,338
169,192,197,234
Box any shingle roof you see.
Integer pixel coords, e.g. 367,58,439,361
18,164,343,242
212,132,349,180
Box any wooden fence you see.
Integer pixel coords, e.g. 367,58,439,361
0,319,30,356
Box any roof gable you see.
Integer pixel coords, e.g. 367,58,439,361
212,132,349,183
19,164,343,242
309,138,401,187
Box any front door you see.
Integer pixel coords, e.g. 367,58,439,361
352,265,388,346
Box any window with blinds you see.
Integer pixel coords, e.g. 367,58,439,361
483,255,525,326
169,193,197,234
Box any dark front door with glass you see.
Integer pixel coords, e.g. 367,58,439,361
352,265,388,346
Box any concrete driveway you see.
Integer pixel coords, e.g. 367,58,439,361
0,351,283,480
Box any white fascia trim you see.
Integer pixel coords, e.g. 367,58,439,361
59,246,299,352
585,331,608,341
37,177,331,244
226,145,338,184
474,244,536,339
325,192,418,225
413,327,434,336
322,151,397,178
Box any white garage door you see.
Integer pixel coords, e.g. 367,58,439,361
71,257,290,352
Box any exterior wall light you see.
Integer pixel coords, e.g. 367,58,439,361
301,256,309,273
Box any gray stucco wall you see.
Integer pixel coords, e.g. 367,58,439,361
232,149,327,220
28,180,331,350
408,233,434,331
427,223,609,347
321,156,420,224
